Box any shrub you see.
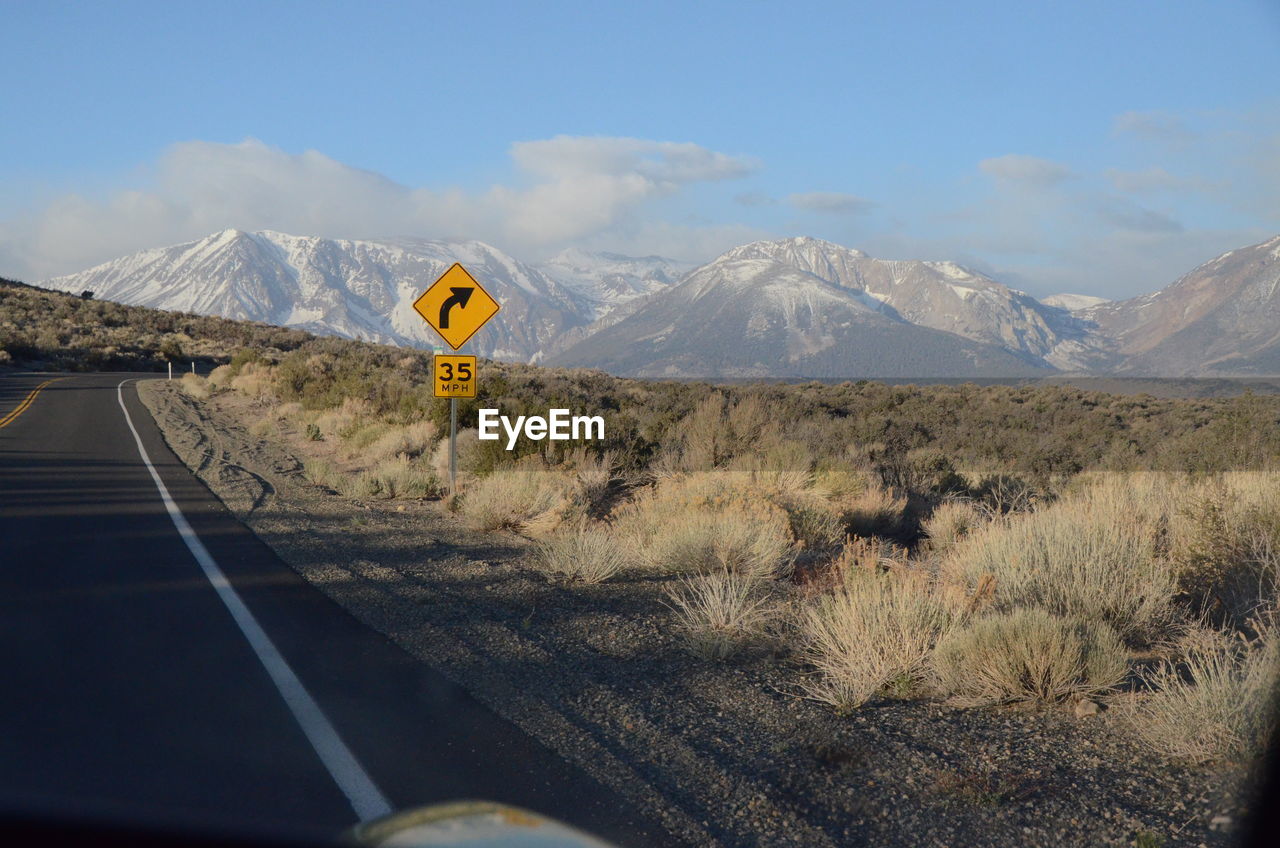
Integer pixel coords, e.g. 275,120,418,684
340,421,393,457
206,364,234,387
1168,475,1280,630
932,608,1128,706
837,483,908,538
939,488,1176,643
313,399,363,441
799,567,958,711
666,572,776,660
1128,618,1279,763
532,525,626,583
303,457,344,492
229,361,273,398
179,373,212,399
366,420,439,462
923,499,985,555
459,470,574,534
970,474,1043,518
350,454,442,499
428,427,482,486
611,473,796,579
565,448,617,517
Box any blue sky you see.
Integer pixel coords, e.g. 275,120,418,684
3,0,1279,298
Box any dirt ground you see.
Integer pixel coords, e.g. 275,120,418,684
138,381,1261,847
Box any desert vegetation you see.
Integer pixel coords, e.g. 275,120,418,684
176,339,1280,769
8,279,1280,773
1,276,311,370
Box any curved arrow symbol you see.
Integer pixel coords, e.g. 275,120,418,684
438,287,474,329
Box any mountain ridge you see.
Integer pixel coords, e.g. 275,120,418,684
39,229,1280,378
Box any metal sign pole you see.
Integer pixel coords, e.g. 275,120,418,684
449,396,457,495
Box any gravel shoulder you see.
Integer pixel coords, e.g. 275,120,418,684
138,380,1260,847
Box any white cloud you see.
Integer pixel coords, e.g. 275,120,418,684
1091,196,1183,234
1,136,760,279
787,191,875,214
979,154,1073,188
1105,166,1204,194
1113,110,1196,146
573,219,774,264
510,136,757,183
733,191,776,207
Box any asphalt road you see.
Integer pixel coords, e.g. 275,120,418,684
0,371,667,845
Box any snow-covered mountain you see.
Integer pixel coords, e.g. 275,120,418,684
1079,235,1280,376
536,248,690,319
711,238,1108,370
546,250,1053,379
40,229,1280,378
43,230,592,361
1042,293,1110,311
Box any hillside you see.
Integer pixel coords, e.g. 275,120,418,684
547,251,1056,378
0,274,312,371
41,230,591,361
1081,235,1280,376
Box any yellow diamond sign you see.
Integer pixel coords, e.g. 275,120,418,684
412,263,501,350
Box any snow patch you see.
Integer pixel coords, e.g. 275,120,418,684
930,261,974,281
1042,293,1110,311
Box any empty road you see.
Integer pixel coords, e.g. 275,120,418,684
0,371,664,844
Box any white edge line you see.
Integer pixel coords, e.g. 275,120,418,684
116,379,393,822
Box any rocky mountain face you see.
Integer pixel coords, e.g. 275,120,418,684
711,238,1108,370
43,230,591,361
39,230,1280,378
1078,235,1280,376
545,252,1053,378
536,248,690,319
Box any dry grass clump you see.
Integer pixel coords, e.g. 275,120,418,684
1128,617,1279,763
366,420,439,463
178,373,212,399
923,499,986,555
763,486,845,553
799,567,959,711
932,608,1128,706
428,427,480,486
303,457,345,492
939,488,1176,643
532,525,626,583
350,454,442,499
838,483,909,538
611,472,796,579
206,364,234,388
339,421,393,458
666,571,777,660
563,448,618,517
229,361,274,398
1167,474,1280,629
311,397,368,441
459,469,575,534
275,401,303,421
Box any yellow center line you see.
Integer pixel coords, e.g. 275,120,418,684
0,378,66,429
